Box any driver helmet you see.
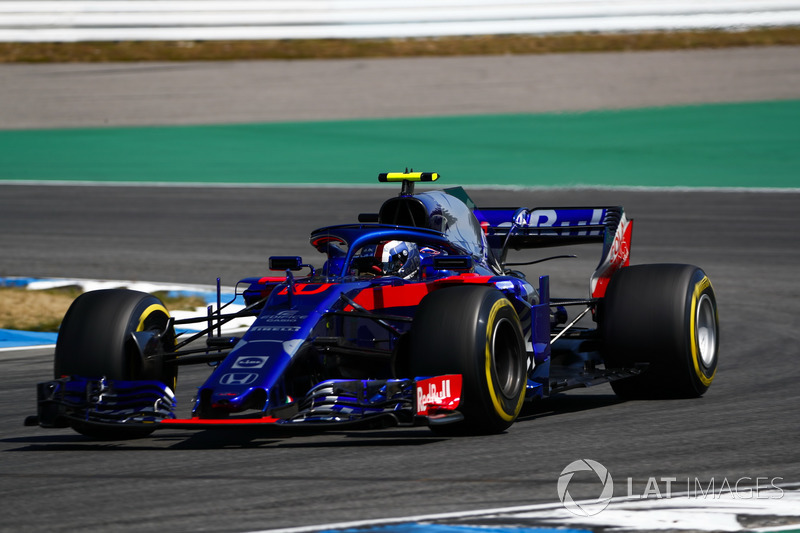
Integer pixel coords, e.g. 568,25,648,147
381,240,420,279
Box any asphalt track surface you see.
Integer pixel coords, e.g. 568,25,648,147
2,47,800,533
2,185,800,533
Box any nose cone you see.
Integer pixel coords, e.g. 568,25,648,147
206,386,269,414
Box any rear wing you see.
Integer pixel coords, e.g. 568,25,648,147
473,206,632,298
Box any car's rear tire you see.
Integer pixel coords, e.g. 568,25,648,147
55,289,176,439
407,285,527,434
601,264,719,399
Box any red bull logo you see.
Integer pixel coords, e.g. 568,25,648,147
416,375,462,415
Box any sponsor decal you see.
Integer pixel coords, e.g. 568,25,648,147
231,356,269,369
219,373,258,386
261,310,308,323
512,208,606,237
416,375,462,415
606,218,631,269
591,215,632,297
250,326,301,332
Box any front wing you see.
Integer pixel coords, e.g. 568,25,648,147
30,374,465,433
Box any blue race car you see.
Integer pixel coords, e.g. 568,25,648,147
30,172,719,438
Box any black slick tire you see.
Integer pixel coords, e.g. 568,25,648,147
601,264,719,399
408,285,527,434
55,289,176,438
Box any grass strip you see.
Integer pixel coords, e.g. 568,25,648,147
2,27,800,63
0,287,205,332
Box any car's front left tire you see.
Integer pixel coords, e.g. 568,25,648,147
55,289,176,438
407,285,527,434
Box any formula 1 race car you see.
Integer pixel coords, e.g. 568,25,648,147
29,172,719,439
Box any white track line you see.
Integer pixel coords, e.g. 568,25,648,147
253,483,800,533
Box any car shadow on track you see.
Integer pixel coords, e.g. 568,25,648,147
516,392,625,424
1,427,446,451
3,394,622,451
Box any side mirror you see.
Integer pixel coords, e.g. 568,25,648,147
269,256,303,271
432,255,474,271
420,255,474,278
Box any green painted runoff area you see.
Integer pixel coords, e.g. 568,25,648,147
1,100,798,188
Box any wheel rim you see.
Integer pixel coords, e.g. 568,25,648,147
695,294,717,367
491,317,524,398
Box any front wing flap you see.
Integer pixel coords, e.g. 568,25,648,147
35,376,176,428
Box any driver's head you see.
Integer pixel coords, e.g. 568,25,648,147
381,241,420,279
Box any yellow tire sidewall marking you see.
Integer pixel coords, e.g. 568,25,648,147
689,276,716,386
136,303,176,391
484,299,526,422
137,303,170,332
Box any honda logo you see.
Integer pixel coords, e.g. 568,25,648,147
219,373,258,386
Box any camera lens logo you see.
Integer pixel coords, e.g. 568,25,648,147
557,459,614,516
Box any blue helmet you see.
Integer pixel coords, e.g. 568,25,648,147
380,240,420,279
